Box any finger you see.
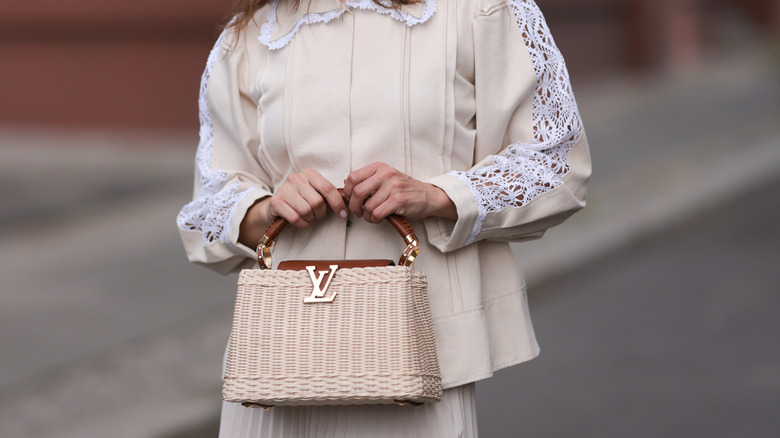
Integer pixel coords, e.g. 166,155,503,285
284,190,317,223
274,174,315,223
297,184,328,220
308,175,348,219
347,169,391,218
343,163,380,204
370,193,403,223
371,189,408,224
361,183,392,222
284,170,326,222
352,165,400,218
269,198,308,229
349,179,382,219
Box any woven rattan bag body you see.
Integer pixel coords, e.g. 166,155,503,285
223,213,443,407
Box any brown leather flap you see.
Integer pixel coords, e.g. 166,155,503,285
277,259,395,271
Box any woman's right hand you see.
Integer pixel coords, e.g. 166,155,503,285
239,169,347,247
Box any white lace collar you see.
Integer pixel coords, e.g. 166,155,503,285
258,0,437,50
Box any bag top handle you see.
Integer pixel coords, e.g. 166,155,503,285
256,189,420,269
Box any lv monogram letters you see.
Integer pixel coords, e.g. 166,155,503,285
303,265,339,303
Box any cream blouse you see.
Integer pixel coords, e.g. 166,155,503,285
178,0,591,389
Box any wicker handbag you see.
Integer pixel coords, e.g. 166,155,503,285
223,211,443,408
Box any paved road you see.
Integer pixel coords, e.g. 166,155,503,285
477,176,780,437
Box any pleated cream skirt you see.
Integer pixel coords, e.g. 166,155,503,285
218,383,479,438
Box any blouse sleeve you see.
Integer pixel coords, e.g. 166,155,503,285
176,28,273,274
425,0,591,252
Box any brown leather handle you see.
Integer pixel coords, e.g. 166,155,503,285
257,189,419,269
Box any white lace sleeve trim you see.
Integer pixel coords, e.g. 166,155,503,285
451,0,583,245
176,30,253,248
258,0,437,50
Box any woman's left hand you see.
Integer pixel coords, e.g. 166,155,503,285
343,162,458,223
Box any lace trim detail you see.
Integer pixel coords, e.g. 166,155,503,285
258,0,437,50
259,7,347,50
451,0,583,245
347,0,437,27
176,30,251,247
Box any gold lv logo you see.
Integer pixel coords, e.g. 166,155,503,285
303,265,339,303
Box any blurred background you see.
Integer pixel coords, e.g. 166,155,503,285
1,0,778,437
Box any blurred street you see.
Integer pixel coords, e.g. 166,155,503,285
479,171,780,437
1,45,779,438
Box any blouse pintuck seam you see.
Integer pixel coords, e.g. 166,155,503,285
347,9,355,174
447,252,463,312
401,26,412,176
283,38,299,174
442,0,456,174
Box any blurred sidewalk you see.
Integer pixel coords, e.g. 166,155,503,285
0,47,778,437
512,46,780,282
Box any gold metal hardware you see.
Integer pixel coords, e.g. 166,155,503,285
398,233,420,266
303,265,339,303
257,235,273,269
400,239,419,266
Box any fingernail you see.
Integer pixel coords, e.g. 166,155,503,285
339,210,347,219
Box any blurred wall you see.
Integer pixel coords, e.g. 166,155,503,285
0,0,230,130
1,0,777,130
543,0,779,76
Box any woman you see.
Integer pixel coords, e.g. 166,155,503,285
178,0,590,435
